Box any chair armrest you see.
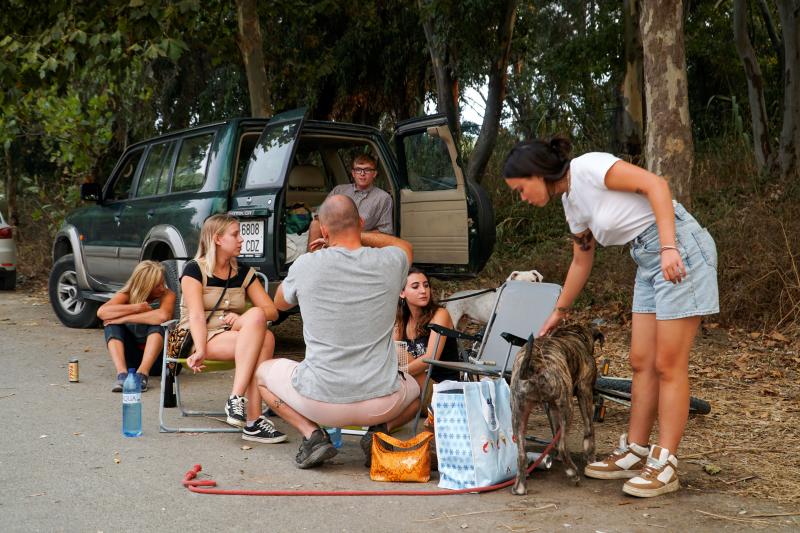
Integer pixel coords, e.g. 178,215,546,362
428,323,483,343
500,331,531,347
161,319,178,328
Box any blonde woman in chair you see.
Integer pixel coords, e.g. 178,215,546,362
180,214,286,444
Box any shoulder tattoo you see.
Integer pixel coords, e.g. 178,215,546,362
571,230,594,251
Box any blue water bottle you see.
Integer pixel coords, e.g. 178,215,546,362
122,369,142,437
326,427,342,449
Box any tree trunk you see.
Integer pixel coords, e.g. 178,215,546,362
235,0,271,118
734,0,772,170
4,143,17,229
465,0,517,184
419,1,461,145
777,1,800,180
619,0,644,157
640,0,694,207
756,0,784,71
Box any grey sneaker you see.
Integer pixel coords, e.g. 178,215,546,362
136,373,149,392
242,416,288,444
112,372,127,393
295,428,337,469
224,395,247,428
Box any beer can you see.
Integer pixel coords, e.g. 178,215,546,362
68,359,79,383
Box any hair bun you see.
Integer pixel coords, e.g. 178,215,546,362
549,136,572,161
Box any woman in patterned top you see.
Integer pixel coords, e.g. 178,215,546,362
393,267,460,390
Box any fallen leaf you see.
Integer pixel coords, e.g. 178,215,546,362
114,457,121,464
241,445,252,451
749,332,761,339
39,434,48,439
704,463,721,475
769,331,788,342
460,524,468,529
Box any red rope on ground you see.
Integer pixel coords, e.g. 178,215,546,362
182,428,561,497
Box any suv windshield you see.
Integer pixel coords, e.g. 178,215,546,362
241,121,300,189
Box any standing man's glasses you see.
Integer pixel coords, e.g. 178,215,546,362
353,167,377,176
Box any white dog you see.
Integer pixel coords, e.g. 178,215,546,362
445,270,543,326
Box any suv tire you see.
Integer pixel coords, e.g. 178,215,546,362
0,271,15,290
49,254,101,328
161,259,181,321
466,179,496,272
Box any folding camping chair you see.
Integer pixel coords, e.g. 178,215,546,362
412,280,562,432
158,260,263,434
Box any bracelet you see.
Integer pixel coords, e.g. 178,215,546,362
660,245,679,254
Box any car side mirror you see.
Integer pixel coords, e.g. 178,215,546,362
80,183,101,202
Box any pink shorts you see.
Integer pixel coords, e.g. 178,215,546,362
256,358,419,428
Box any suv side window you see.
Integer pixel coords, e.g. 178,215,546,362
136,141,175,197
172,132,215,192
402,132,457,191
106,148,144,201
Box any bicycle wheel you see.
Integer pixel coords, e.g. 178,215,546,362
594,376,711,415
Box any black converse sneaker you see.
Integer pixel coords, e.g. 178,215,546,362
295,428,337,469
224,395,247,428
242,416,288,444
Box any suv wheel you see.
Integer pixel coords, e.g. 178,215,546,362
0,271,15,290
161,259,181,320
49,254,101,328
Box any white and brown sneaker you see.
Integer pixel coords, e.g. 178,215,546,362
584,433,649,479
622,445,679,498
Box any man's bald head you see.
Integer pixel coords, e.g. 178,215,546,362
317,195,362,236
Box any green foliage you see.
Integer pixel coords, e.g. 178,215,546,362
504,1,623,147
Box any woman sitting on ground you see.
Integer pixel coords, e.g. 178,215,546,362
98,260,175,393
394,267,460,390
180,213,286,444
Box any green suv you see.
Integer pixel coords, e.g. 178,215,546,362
49,109,495,328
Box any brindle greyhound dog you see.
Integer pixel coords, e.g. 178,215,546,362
510,324,604,494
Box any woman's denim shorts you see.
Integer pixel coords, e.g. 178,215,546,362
629,202,719,320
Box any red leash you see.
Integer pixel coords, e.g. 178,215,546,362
182,429,561,496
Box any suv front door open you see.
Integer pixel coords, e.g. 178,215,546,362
394,115,470,274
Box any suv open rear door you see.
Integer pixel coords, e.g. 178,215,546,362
394,114,493,276
230,108,307,281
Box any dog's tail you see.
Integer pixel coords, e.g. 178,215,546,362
517,334,535,381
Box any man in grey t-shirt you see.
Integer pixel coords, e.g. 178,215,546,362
256,195,419,469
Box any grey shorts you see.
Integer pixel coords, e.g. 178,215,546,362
630,202,719,320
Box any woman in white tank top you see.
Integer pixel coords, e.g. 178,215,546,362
503,138,718,498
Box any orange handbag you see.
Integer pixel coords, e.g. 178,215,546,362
369,431,434,483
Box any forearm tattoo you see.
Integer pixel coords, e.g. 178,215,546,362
571,230,594,251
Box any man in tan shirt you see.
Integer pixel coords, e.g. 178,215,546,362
306,154,393,251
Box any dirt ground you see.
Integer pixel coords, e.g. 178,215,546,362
267,297,800,506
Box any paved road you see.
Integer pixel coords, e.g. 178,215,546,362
0,290,795,532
